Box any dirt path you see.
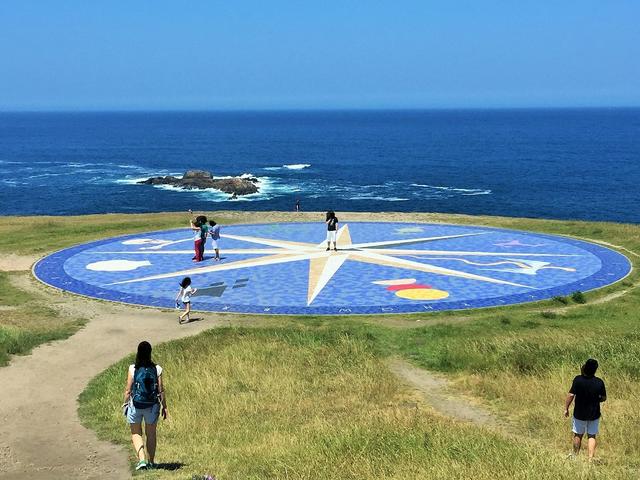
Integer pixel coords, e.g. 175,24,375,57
0,274,227,479
387,358,499,427
0,255,37,272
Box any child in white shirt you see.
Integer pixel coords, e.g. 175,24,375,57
175,277,197,324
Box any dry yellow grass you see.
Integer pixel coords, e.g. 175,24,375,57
81,327,635,479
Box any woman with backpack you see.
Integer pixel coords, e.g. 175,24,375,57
123,341,167,471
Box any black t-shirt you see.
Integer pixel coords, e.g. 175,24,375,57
327,217,338,231
569,375,606,421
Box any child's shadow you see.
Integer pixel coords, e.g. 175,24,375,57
183,317,204,324
153,462,185,471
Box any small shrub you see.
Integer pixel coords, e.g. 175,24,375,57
571,291,587,304
499,317,511,325
552,295,569,305
540,311,557,319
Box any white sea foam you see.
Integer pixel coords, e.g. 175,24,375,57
349,195,409,202
264,163,311,171
115,177,151,185
116,164,142,169
67,162,102,168
284,163,310,170
461,190,492,196
26,172,66,179
411,184,492,196
114,171,182,185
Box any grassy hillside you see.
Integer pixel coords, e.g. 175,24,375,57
80,325,637,479
1,212,639,477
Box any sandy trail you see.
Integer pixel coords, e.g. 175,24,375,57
0,274,222,479
0,255,37,272
387,358,499,427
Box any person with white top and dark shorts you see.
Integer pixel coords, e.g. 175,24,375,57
564,358,606,461
175,277,197,324
326,210,338,251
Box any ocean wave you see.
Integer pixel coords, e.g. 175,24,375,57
225,176,301,202
116,164,142,169
115,176,151,185
349,195,409,202
264,163,311,171
284,163,310,170
411,184,492,196
461,190,492,196
114,171,182,185
26,172,67,179
66,162,105,168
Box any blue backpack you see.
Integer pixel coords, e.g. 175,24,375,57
132,366,159,409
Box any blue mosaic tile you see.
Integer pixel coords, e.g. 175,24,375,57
33,222,632,315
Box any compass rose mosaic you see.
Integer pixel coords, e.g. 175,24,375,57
34,222,631,315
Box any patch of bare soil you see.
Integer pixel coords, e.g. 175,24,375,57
0,255,38,272
388,358,499,427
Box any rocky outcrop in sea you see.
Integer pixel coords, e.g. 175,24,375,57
138,170,259,196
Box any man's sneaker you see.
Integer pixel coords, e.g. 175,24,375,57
135,460,147,470
147,461,155,469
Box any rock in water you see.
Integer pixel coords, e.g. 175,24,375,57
183,170,213,180
137,170,259,196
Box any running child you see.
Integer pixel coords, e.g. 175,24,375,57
175,277,197,324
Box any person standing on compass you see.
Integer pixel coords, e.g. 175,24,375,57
325,210,338,251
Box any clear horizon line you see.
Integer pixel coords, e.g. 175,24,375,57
1,105,639,114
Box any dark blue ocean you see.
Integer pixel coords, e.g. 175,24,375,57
1,109,639,222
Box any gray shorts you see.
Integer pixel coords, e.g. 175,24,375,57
572,417,599,436
127,402,160,425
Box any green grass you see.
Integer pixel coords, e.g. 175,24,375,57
80,326,632,479
392,301,640,468
0,213,213,255
0,271,86,366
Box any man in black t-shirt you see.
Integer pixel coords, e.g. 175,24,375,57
564,358,606,461
325,210,338,251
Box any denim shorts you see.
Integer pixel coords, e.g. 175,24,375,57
572,417,600,436
126,402,160,425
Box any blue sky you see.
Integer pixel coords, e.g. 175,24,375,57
1,1,638,110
